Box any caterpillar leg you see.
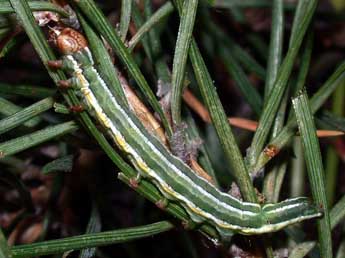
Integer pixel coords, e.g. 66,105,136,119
127,156,144,189
155,198,169,210
57,79,73,89
69,105,84,113
57,77,81,91
117,172,140,189
56,77,94,114
117,172,141,191
129,174,141,189
47,60,63,69
47,56,78,73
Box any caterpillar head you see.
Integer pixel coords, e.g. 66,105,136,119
55,28,88,54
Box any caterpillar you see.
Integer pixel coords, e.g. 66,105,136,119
49,28,322,241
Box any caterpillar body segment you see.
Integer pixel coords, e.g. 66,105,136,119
51,28,322,241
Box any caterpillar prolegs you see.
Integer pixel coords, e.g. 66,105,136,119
50,28,322,241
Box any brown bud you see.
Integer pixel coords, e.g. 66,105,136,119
263,144,279,158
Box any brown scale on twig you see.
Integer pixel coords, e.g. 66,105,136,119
263,144,280,159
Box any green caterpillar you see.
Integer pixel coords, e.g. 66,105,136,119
50,28,322,241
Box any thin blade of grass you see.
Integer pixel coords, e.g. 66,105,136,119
310,62,345,112
10,221,173,258
264,0,284,100
227,7,245,23
0,97,41,127
317,110,345,131
246,33,269,61
289,0,309,47
210,1,297,10
285,18,314,137
0,121,78,158
219,46,262,115
202,13,266,80
291,31,313,97
325,145,341,207
262,92,289,202
0,0,68,16
290,138,306,198
330,194,345,229
253,60,345,173
325,77,345,206
336,240,345,258
0,228,11,258
53,102,70,114
210,0,277,8
247,0,317,170
292,90,332,258
131,4,154,62
0,35,22,59
79,202,101,258
231,43,266,80
202,15,264,112
0,27,10,41
73,0,172,136
171,0,198,124
289,241,316,258
42,155,74,174
128,2,174,52
0,97,54,135
130,2,171,89
142,1,163,63
0,83,55,99
119,0,132,41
